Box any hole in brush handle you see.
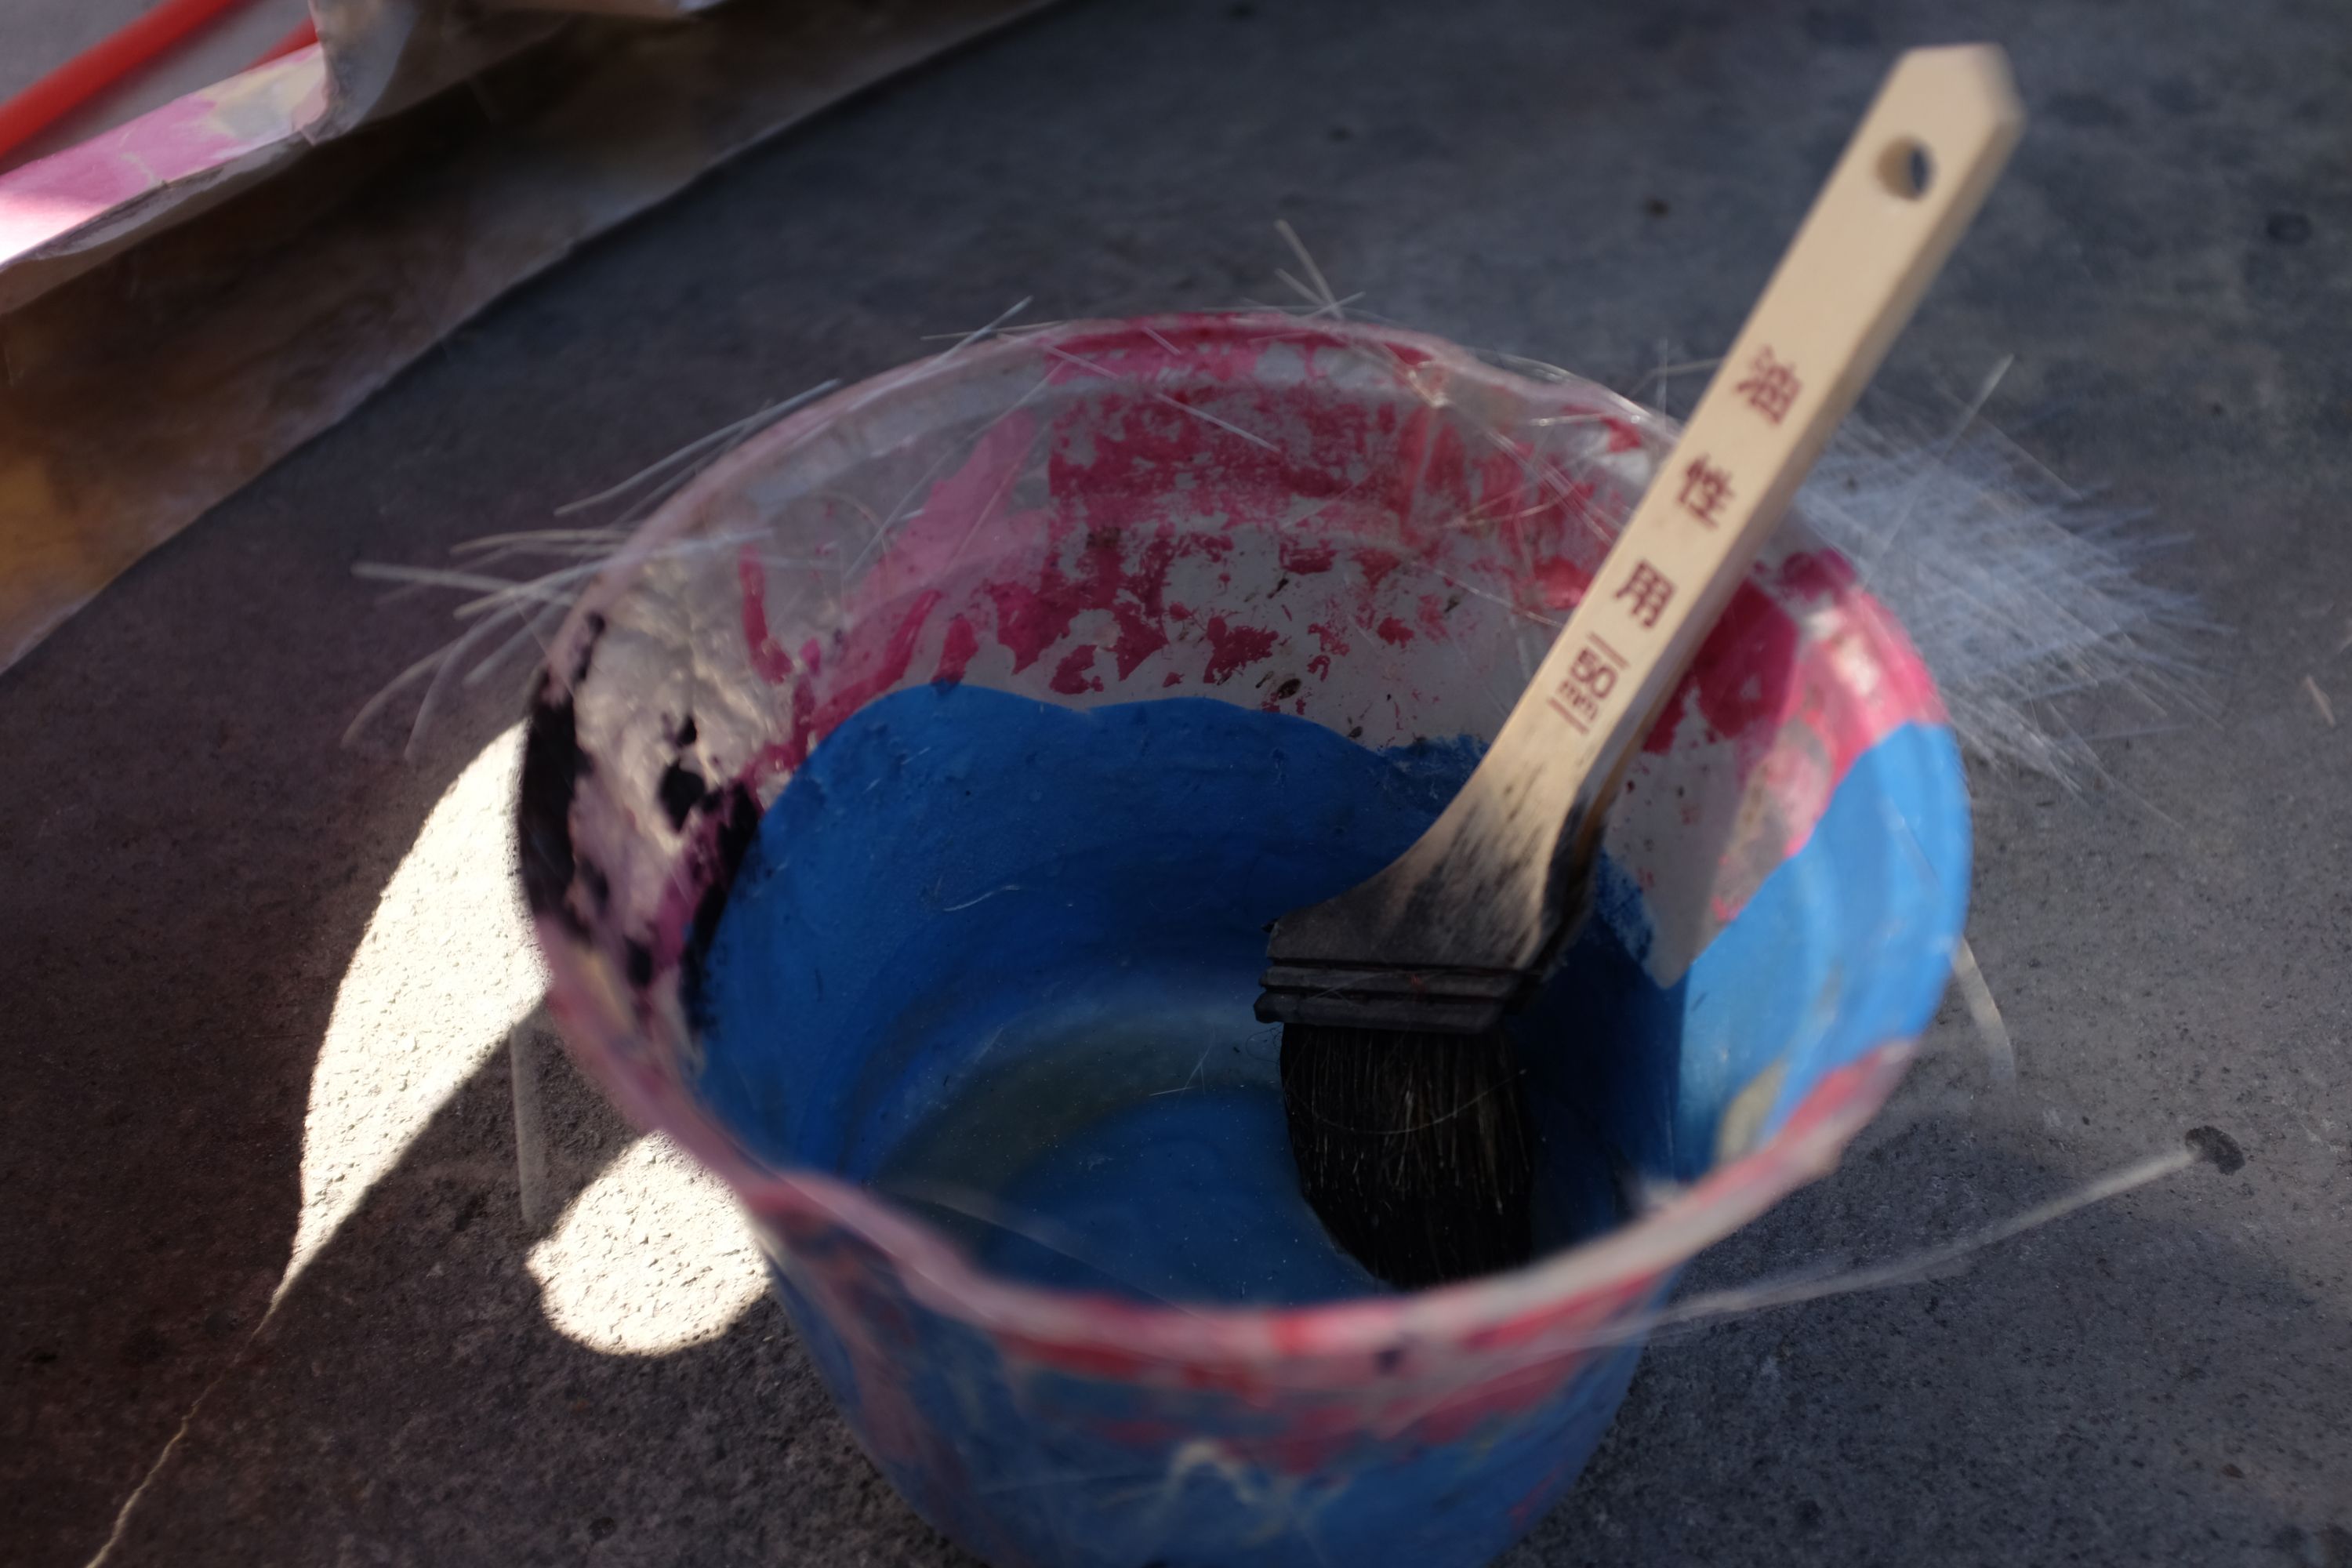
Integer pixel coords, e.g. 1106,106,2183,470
1878,137,1936,199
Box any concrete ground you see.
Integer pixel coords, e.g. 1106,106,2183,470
5,0,2349,1563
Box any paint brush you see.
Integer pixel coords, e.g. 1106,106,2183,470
1258,46,2026,1289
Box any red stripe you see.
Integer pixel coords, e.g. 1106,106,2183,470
0,0,268,166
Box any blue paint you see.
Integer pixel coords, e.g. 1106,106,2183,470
694,683,1616,1305
1521,721,1970,1181
695,684,1965,1307
691,681,1968,1566
971,1089,1382,1303
773,1240,1651,1568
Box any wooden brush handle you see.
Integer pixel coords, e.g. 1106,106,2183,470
1492,46,2024,847
1262,47,2022,1015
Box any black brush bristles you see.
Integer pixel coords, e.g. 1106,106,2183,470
1280,1023,1536,1290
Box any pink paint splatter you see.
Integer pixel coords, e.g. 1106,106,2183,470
1417,592,1450,641
1530,555,1592,610
858,411,1038,606
1051,644,1103,695
934,615,978,684
736,547,794,684
1305,622,1352,658
1527,477,1597,561
985,551,1111,673
1040,351,1363,545
1202,617,1278,684
808,597,940,752
975,526,1207,683
1375,616,1414,646
1279,539,1338,575
1641,580,1794,760
1777,547,1858,605
1107,533,1178,678
1635,551,1937,907
750,590,944,780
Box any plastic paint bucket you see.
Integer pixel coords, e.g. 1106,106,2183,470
518,315,1969,1567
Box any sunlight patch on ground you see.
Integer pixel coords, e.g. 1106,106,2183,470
282,724,540,1301
528,1132,768,1356
288,721,764,1353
